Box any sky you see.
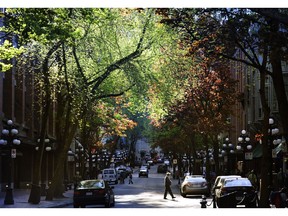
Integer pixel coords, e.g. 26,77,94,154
1,0,288,8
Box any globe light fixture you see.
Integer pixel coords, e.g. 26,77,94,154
0,120,21,205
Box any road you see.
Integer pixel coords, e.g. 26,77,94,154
66,163,214,208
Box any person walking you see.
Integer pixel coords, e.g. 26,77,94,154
248,169,259,190
277,169,284,189
164,172,176,199
128,173,133,184
73,171,82,189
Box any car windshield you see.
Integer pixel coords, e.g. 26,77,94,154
77,180,105,189
185,176,205,182
104,170,114,174
224,178,252,187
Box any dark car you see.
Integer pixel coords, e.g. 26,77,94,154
73,179,115,208
215,177,258,208
157,164,168,173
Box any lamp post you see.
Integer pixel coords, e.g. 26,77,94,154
237,130,252,176
221,138,235,174
268,117,281,187
75,142,84,176
35,138,51,196
0,119,21,205
197,150,206,176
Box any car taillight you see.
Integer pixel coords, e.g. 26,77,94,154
98,189,105,194
74,191,81,196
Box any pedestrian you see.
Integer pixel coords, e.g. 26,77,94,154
277,169,284,189
73,171,82,189
120,171,125,184
270,187,288,208
128,173,133,184
284,169,288,188
248,169,259,190
164,172,176,199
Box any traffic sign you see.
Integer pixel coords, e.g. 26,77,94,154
245,152,253,160
11,149,16,158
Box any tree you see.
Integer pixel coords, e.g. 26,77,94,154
0,40,24,71
157,8,288,207
4,8,182,202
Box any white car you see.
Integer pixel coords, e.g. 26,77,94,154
164,160,170,166
102,168,118,184
139,166,149,177
180,175,209,197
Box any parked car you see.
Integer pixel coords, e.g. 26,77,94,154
73,179,115,208
147,159,154,166
141,163,150,169
117,167,128,178
180,175,209,197
214,177,258,208
157,164,168,173
211,175,241,196
163,160,170,166
102,168,118,184
156,158,164,163
139,166,149,177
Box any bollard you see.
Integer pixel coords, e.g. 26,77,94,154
200,195,207,208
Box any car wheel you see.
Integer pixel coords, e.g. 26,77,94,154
105,201,111,208
245,200,257,208
181,186,188,198
73,204,79,208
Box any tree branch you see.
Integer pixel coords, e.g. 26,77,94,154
72,45,88,86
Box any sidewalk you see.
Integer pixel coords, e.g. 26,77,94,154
0,189,73,208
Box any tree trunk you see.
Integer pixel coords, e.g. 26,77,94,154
258,71,272,208
28,41,62,204
270,52,288,141
269,16,288,143
28,98,50,204
45,108,78,200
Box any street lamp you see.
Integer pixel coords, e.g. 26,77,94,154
268,117,281,187
75,142,84,176
197,150,206,176
0,119,21,205
35,138,51,196
237,130,252,176
221,138,235,174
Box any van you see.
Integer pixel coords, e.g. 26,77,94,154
102,168,118,184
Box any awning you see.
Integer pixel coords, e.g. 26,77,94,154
275,143,283,154
253,144,262,159
252,143,284,159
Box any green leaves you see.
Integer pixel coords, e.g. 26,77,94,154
0,40,24,71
